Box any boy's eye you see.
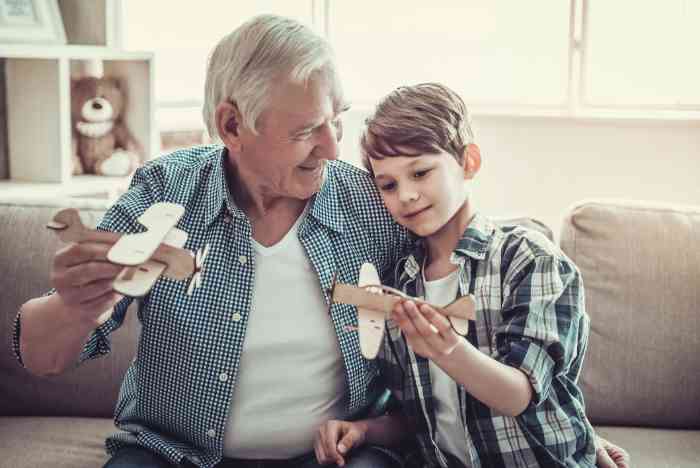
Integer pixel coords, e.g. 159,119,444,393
378,181,396,192
414,169,431,179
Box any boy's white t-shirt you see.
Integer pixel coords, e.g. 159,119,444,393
223,207,346,458
423,269,470,466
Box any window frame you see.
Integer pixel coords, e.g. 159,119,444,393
136,0,700,133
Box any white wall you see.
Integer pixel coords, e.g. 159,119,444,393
340,110,700,240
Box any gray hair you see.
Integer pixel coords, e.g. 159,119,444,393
203,14,335,139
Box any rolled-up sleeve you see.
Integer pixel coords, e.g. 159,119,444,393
495,254,585,405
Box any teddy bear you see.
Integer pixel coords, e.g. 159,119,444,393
71,76,142,176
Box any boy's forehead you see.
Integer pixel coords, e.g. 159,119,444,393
371,153,432,177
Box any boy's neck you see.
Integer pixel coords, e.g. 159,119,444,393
424,200,475,281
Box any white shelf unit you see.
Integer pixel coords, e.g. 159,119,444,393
0,0,156,200
1,45,155,184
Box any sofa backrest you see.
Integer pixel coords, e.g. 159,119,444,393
0,200,139,418
561,199,700,429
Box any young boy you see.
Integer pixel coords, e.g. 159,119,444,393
313,83,622,467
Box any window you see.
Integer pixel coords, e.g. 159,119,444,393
583,0,700,108
122,1,312,107
121,0,699,133
329,0,570,108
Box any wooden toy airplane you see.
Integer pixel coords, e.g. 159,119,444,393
47,202,207,297
330,263,477,359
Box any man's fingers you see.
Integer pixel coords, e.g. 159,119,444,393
81,290,123,312
338,429,361,454
64,261,125,287
55,241,114,268
314,429,330,465
56,278,116,309
319,421,345,466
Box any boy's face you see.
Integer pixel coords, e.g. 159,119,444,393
371,150,470,237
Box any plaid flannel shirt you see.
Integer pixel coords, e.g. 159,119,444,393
13,145,409,468
378,213,596,468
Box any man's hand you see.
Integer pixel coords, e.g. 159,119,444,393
51,234,125,327
391,300,461,360
314,419,368,466
596,436,631,468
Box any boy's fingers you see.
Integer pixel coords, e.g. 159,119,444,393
595,444,616,468
419,304,452,330
405,301,440,337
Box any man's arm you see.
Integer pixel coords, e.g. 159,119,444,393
18,235,125,376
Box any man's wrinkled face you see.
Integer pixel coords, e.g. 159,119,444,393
234,71,347,201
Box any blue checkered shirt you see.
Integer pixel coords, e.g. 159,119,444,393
378,214,596,468
14,145,409,468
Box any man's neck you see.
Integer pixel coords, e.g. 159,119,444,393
225,160,310,247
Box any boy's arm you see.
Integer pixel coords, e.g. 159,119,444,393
314,412,413,467
392,300,533,416
391,253,584,416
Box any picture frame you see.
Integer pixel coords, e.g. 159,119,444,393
0,0,66,44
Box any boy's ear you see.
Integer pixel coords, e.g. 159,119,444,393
462,143,482,180
215,101,243,152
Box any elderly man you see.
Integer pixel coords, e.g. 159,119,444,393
14,14,628,468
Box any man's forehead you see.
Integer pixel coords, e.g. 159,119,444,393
262,77,345,125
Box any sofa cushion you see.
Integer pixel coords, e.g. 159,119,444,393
560,199,700,428
595,426,700,468
0,416,112,468
0,201,139,418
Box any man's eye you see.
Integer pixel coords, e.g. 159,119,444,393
293,131,313,141
332,118,343,141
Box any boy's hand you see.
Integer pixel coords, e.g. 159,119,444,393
596,436,631,468
314,419,368,466
391,300,461,359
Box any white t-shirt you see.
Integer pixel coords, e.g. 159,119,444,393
423,269,470,466
223,209,346,459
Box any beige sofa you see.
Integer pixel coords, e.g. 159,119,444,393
1,198,699,467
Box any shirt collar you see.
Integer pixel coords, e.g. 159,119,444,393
204,149,344,234
402,212,496,279
204,146,229,227
305,163,344,234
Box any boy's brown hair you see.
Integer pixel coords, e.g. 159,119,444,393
360,82,474,174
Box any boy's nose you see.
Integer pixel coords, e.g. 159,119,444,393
399,189,420,203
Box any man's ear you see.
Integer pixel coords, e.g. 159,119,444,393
215,101,243,151
462,143,482,180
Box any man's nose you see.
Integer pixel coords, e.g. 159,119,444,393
315,121,340,160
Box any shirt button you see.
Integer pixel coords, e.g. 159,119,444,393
232,312,242,322
238,255,248,265
219,372,228,382
206,429,216,438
